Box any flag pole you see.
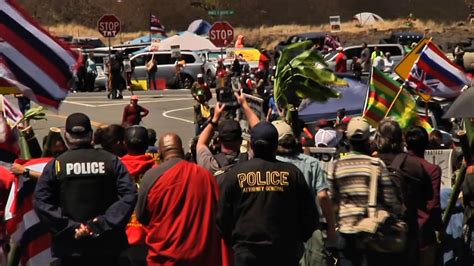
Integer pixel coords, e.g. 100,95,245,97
149,12,151,43
384,85,404,118
362,67,373,116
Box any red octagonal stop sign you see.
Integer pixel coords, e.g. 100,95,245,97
209,21,234,48
97,14,121,38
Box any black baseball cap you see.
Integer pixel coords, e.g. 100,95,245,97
218,120,242,142
125,126,148,145
250,122,278,152
65,113,92,135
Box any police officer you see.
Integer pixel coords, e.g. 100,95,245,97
34,113,137,266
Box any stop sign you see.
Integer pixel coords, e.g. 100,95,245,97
209,21,234,48
97,14,121,38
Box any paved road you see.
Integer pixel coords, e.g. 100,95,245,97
9,89,203,151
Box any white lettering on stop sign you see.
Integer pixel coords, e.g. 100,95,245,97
209,22,234,47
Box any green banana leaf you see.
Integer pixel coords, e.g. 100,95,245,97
276,41,315,75
274,40,346,108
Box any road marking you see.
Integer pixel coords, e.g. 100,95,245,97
62,100,96,107
46,113,105,127
63,98,193,108
162,107,194,124
66,94,193,99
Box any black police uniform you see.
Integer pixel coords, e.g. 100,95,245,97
34,146,137,264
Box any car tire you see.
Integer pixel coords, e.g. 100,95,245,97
182,74,194,90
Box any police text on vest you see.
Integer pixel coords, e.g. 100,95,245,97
66,162,106,175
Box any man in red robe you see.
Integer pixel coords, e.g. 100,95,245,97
121,126,156,266
136,133,221,266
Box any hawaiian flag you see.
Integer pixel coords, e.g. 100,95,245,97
0,0,81,109
405,41,471,98
150,14,165,34
4,157,55,266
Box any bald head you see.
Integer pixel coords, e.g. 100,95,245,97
158,133,184,161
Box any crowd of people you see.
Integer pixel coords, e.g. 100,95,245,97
1,80,473,266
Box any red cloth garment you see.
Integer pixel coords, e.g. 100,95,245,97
121,154,155,182
145,160,221,266
258,53,270,71
335,52,347,73
122,154,155,246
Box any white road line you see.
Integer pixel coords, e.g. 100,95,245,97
94,98,193,107
62,100,96,107
66,94,193,99
162,107,194,124
63,98,193,108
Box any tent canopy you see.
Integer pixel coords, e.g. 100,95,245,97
298,78,368,123
123,34,165,45
157,31,216,51
187,19,212,36
352,12,384,26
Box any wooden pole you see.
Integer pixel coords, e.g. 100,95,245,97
441,131,473,232
384,85,404,118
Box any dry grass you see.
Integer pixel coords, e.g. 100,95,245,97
49,19,472,49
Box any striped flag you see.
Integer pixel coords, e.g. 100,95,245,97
0,95,23,126
0,0,80,108
405,41,471,98
364,67,432,131
5,157,55,266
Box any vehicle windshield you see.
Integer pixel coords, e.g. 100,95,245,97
324,51,337,61
208,52,225,61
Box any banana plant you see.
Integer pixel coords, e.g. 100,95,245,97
274,40,347,108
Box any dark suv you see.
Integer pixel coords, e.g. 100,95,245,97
275,32,328,59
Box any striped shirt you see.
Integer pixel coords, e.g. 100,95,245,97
328,154,401,234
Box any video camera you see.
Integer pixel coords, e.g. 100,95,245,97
216,77,241,119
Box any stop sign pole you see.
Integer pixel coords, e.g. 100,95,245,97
97,14,121,68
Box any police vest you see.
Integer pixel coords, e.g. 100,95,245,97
55,148,117,223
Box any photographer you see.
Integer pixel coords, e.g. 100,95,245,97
196,91,260,175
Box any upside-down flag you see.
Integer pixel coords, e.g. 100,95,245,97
0,0,80,109
364,67,432,131
4,157,55,266
1,95,23,126
150,14,165,34
405,41,471,98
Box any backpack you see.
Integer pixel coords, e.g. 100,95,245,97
353,157,407,253
110,58,122,73
386,153,409,211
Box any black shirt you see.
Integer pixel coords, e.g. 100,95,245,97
216,157,319,262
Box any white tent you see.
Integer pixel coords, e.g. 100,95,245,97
157,31,217,51
352,12,384,26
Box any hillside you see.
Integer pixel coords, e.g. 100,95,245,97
17,0,473,32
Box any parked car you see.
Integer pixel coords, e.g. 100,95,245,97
203,57,250,87
380,31,424,46
71,37,105,49
275,32,328,59
130,50,204,89
324,44,405,74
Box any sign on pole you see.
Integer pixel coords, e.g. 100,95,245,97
209,21,234,48
424,149,454,189
97,14,121,38
208,10,235,16
329,16,341,32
